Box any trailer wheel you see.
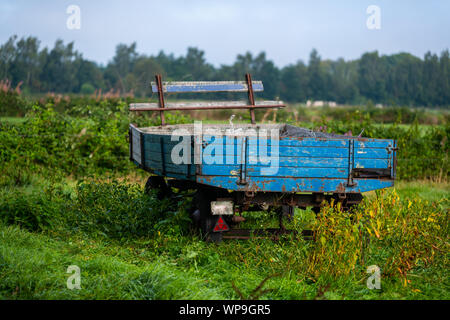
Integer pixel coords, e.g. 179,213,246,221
144,176,171,200
312,206,321,215
191,187,223,243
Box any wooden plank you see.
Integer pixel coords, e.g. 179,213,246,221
200,165,348,178
154,170,195,181
355,140,394,148
354,148,389,159
144,149,389,170
247,166,349,179
145,143,348,160
145,159,195,176
143,134,393,149
132,134,141,164
207,137,349,148
247,146,349,158
130,104,283,111
150,81,264,93
354,158,390,169
196,176,394,193
130,100,283,110
146,141,351,156
144,142,390,163
144,150,351,168
145,134,349,148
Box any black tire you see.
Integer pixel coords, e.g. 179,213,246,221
145,176,171,200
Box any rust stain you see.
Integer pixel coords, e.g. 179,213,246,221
336,183,346,193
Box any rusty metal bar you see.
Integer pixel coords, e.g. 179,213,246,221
155,74,166,126
130,104,285,111
245,73,256,124
130,101,284,109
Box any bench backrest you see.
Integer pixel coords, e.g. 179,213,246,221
151,81,264,93
130,74,284,125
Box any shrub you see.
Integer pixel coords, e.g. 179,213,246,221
0,188,65,232
0,80,29,116
80,83,95,95
305,189,449,282
56,180,193,240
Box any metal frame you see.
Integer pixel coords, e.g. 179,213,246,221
129,73,285,125
155,74,166,125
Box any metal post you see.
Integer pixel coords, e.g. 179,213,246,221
347,139,356,187
245,73,256,124
155,74,166,126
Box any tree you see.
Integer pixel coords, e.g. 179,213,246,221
39,39,81,92
280,61,308,102
0,35,18,81
0,35,448,107
182,47,214,80
438,50,450,107
76,60,104,93
105,42,138,92
132,56,164,96
307,49,326,100
357,51,387,103
226,51,280,99
10,37,40,89
422,51,440,106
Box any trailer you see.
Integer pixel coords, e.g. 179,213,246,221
129,74,397,241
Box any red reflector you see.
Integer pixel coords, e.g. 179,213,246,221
213,216,229,232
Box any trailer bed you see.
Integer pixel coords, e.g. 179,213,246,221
129,123,396,194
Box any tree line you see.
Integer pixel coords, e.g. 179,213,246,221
0,35,448,107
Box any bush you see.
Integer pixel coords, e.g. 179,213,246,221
0,80,29,116
0,188,65,232
0,103,191,178
62,180,192,239
0,179,193,239
313,115,449,180
305,189,449,283
80,83,95,95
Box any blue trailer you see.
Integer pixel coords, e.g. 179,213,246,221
129,74,397,241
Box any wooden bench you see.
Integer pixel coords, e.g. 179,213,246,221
129,74,285,125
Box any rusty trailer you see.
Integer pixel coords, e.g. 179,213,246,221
129,74,397,241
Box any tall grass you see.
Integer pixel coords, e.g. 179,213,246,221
0,179,448,299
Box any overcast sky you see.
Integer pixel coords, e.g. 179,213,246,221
0,0,449,67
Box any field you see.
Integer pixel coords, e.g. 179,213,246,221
0,94,448,300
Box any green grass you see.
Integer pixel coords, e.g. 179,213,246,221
0,117,26,124
395,180,449,204
0,224,225,299
0,179,448,300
